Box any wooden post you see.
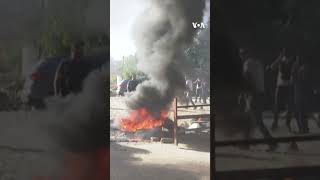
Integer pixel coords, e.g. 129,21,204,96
173,97,178,145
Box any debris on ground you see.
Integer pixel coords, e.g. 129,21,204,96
151,137,160,142
160,138,174,144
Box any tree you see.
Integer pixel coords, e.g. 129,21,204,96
119,54,144,79
185,23,210,78
38,0,108,57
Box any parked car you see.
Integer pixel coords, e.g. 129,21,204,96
21,54,107,110
116,77,147,96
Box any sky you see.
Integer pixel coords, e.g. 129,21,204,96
110,0,147,61
110,0,210,61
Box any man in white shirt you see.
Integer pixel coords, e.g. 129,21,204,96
194,78,202,103
242,49,277,151
185,76,196,109
186,78,193,92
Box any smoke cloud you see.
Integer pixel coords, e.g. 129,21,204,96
0,67,108,177
126,0,207,115
44,67,108,152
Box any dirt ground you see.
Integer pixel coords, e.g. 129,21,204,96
111,142,210,180
0,96,210,179
216,114,320,173
0,111,62,180
110,96,211,180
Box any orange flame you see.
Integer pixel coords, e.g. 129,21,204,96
120,108,168,132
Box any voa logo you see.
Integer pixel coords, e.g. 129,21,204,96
192,22,206,29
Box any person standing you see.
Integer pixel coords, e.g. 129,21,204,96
54,40,90,97
201,80,209,104
194,77,202,103
268,49,294,131
242,49,277,151
38,41,109,180
291,56,310,133
127,74,139,93
185,76,196,109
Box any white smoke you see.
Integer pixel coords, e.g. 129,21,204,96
43,67,108,151
0,67,108,177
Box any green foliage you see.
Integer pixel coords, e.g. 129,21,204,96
38,16,76,57
39,15,109,58
84,33,109,55
5,47,22,66
110,74,117,88
186,25,210,77
119,54,144,79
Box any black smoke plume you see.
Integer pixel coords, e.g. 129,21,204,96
126,0,207,116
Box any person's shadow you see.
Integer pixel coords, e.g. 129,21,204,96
178,132,211,153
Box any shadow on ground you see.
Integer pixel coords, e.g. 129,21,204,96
110,142,150,162
178,133,210,153
216,152,279,161
110,142,209,180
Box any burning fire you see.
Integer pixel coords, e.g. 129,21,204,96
120,108,168,132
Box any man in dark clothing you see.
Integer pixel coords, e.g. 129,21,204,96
54,41,90,97
36,68,109,180
201,80,209,104
127,74,139,93
47,41,109,180
268,49,294,131
291,56,310,133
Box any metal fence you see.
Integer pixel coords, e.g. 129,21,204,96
172,97,210,145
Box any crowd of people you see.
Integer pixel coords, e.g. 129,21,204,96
239,48,313,151
184,76,210,109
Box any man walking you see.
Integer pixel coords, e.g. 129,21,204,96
291,56,310,133
194,77,202,103
241,49,277,151
185,76,196,109
268,49,294,131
